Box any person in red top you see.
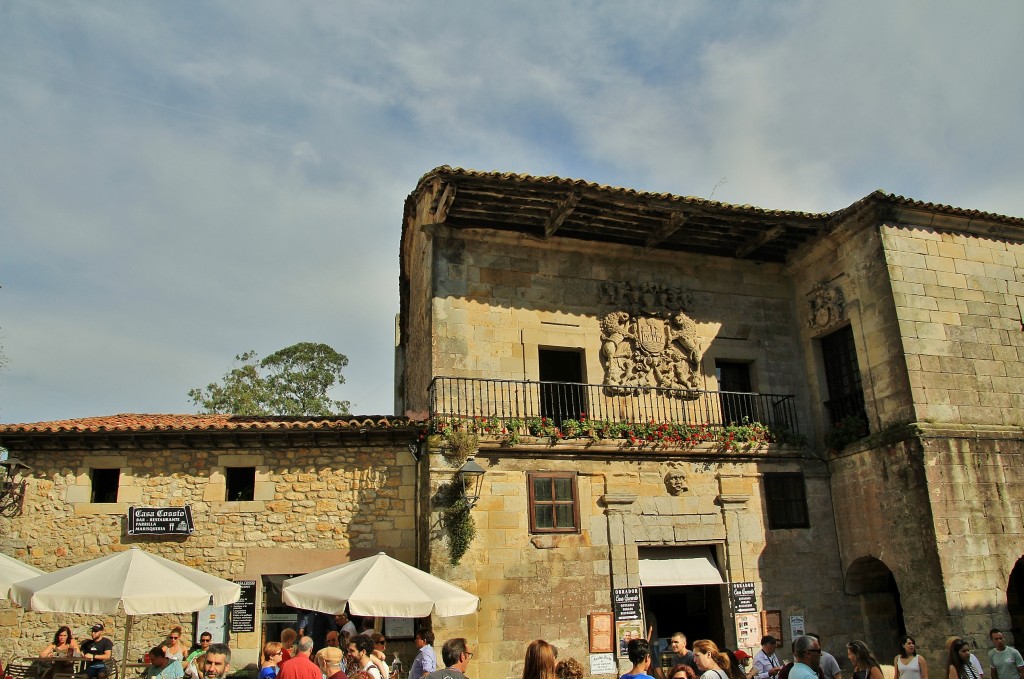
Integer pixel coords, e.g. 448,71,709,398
279,637,321,679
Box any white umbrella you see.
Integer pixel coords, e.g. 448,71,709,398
282,552,479,618
11,547,241,678
0,552,44,599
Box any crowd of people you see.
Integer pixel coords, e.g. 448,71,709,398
28,623,1024,679
31,623,234,679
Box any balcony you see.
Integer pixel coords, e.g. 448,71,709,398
428,376,802,442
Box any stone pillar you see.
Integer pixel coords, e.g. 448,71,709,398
603,493,638,590
719,475,753,649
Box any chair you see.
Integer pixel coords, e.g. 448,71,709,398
7,664,38,679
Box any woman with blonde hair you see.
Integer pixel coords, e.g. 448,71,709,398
692,640,731,679
162,626,188,661
279,628,298,665
522,640,558,679
260,642,284,679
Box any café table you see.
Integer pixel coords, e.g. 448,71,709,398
19,657,88,679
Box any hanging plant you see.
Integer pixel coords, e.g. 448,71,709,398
433,481,476,565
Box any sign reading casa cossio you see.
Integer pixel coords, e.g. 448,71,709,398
127,506,195,536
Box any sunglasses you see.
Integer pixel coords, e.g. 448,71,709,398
170,636,180,640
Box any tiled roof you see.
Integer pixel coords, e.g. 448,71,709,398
410,165,1024,226
0,413,421,435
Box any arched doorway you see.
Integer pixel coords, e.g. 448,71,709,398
846,556,906,660
1007,558,1024,644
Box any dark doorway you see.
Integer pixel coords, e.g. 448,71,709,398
845,557,905,660
643,585,726,666
716,361,756,424
1007,558,1024,644
539,348,586,426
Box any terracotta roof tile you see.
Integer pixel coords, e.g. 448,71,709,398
0,413,421,435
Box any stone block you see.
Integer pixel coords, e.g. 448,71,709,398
935,271,969,289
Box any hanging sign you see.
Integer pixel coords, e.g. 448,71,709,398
127,506,195,536
731,581,757,613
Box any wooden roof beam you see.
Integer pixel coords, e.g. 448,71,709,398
544,192,580,237
432,183,457,223
645,212,686,248
735,224,786,258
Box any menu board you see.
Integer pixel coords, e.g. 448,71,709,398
230,580,257,633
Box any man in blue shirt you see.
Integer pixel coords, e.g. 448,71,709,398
621,639,651,679
410,629,437,679
788,636,821,679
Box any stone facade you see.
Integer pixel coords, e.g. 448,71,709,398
0,420,419,669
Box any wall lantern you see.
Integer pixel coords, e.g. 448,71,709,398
457,457,486,508
0,457,30,516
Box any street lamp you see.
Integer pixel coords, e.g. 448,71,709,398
456,457,485,508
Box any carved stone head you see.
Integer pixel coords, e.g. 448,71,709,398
665,471,688,495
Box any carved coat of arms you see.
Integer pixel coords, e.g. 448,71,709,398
600,308,703,398
807,281,846,330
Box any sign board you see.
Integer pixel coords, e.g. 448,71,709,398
195,604,229,644
730,581,757,613
127,506,195,536
263,613,297,623
735,612,762,649
588,612,614,654
385,617,415,640
760,610,783,647
230,580,257,633
612,588,644,659
789,615,805,639
589,654,618,676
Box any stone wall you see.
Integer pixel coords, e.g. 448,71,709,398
423,223,816,435
829,425,1024,671
0,438,417,668
789,217,915,439
880,225,1024,426
425,441,860,679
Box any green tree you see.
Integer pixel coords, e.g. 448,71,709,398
189,342,351,416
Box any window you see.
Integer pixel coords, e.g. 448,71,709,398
764,473,809,529
528,472,579,533
91,468,120,504
715,360,756,424
225,467,256,501
538,348,587,426
820,325,867,427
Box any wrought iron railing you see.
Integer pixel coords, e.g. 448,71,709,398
428,376,801,435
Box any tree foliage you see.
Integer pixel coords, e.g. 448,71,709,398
189,342,351,416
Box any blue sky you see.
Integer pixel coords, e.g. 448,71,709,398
2,1,1023,423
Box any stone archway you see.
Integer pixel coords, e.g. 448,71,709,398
846,556,906,660
1007,557,1024,644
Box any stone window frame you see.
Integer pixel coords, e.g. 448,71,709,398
204,454,275,513
763,472,810,529
66,454,142,515
527,471,580,534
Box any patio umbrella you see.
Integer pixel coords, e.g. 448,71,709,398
0,552,44,599
11,546,241,678
281,552,479,618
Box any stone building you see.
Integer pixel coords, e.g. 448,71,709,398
396,167,1024,677
3,167,1024,679
0,414,420,668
